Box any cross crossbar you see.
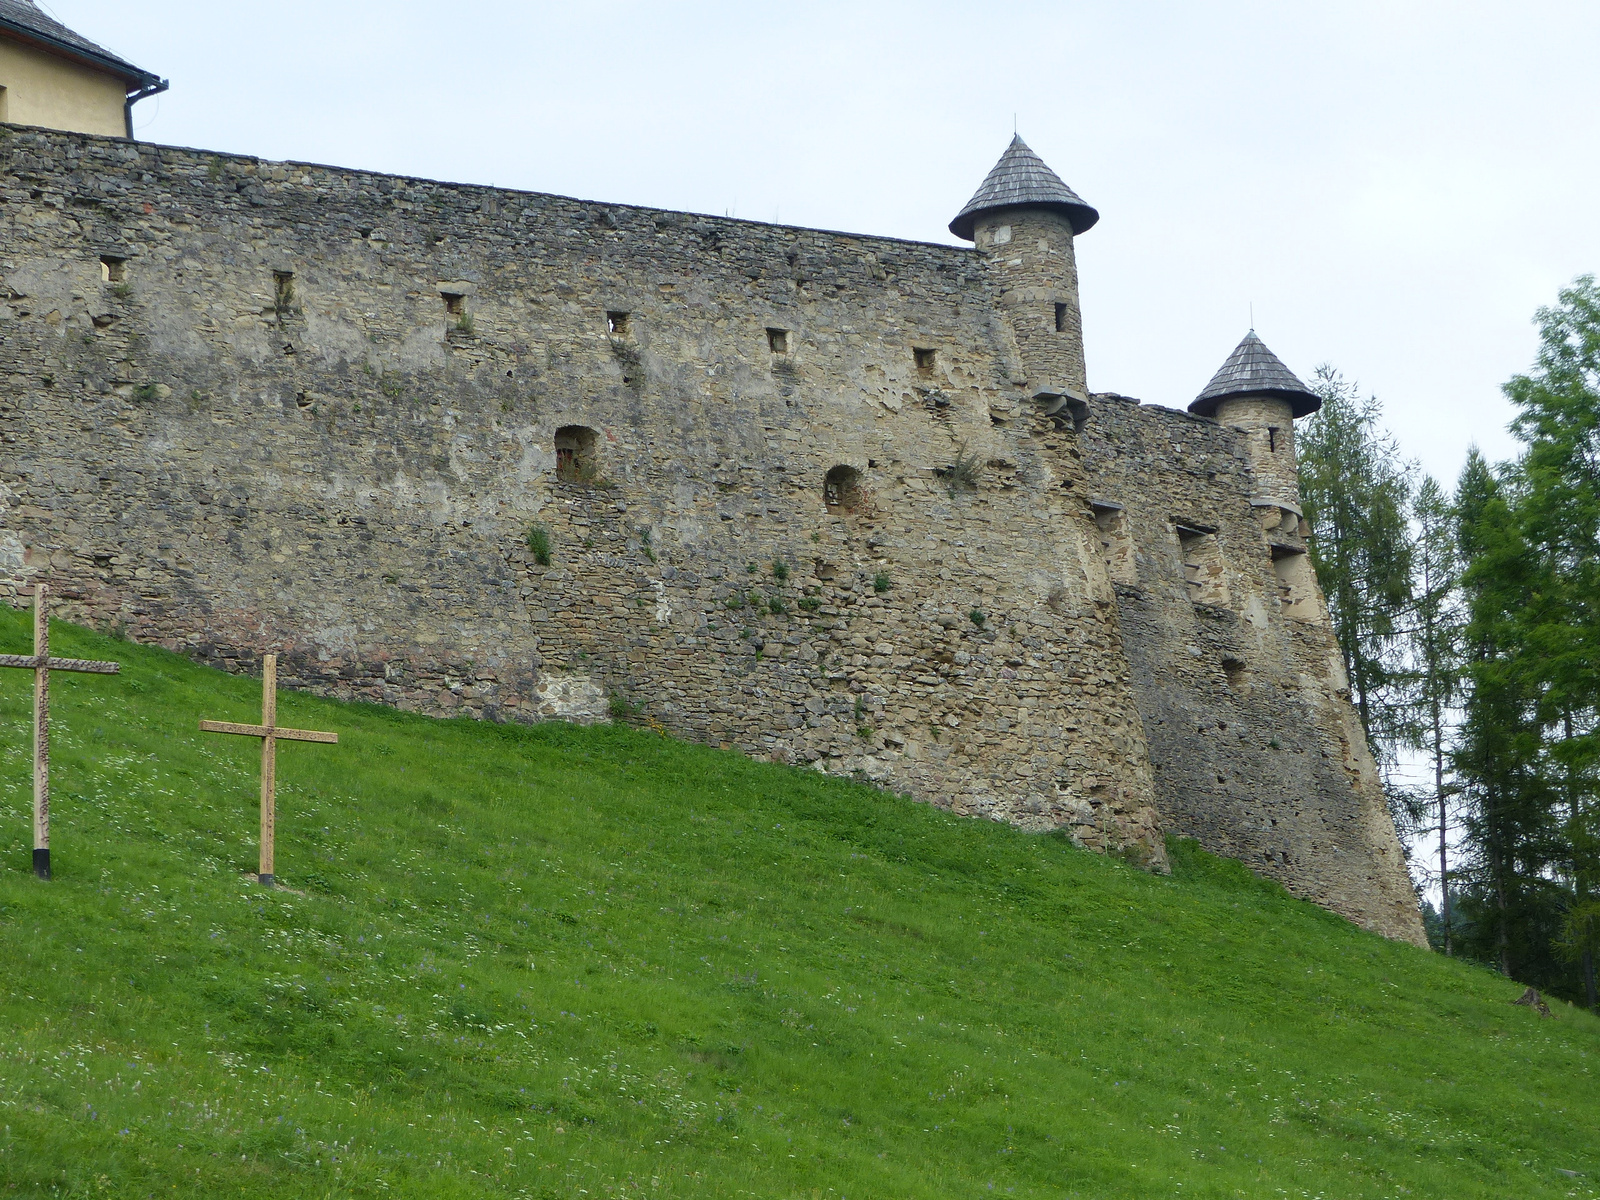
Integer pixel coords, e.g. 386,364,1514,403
199,653,336,888
0,584,122,879
199,719,337,743
0,654,121,674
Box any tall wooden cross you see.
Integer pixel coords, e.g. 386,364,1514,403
200,653,337,888
0,584,121,880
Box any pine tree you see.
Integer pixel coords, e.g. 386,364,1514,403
1298,367,1418,837
1409,476,1463,952
1453,452,1559,980
1501,275,1600,1007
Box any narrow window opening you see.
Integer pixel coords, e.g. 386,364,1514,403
1222,656,1247,687
441,292,466,316
1176,523,1229,607
554,425,600,485
1091,501,1137,585
913,347,936,371
100,255,127,284
1267,426,1279,452
824,465,862,514
766,328,789,354
606,311,630,336
274,271,295,312
1055,303,1068,333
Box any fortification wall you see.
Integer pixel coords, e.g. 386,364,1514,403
1077,394,1425,943
0,127,1167,867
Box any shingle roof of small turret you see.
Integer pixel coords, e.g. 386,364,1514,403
1189,331,1321,419
949,135,1099,241
0,0,159,87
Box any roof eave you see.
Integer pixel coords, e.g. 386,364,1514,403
1188,388,1322,420
0,19,161,91
949,199,1100,242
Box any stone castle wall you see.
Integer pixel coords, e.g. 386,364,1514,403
0,125,1425,941
1076,395,1422,941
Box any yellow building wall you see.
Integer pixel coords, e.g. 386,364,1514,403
0,38,127,138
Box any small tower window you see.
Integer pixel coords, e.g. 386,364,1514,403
100,255,127,284
1267,426,1280,452
606,311,630,336
824,465,861,514
554,425,600,484
913,347,936,371
274,271,295,311
441,292,465,316
1055,303,1068,333
766,328,789,354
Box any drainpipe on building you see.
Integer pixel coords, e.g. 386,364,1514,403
124,79,168,140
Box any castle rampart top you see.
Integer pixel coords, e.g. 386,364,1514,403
948,135,1099,240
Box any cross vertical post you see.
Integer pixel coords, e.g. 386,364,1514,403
200,651,336,888
32,586,49,879
260,654,277,886
0,583,122,880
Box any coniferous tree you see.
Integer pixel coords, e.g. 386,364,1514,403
1409,475,1463,952
1501,275,1600,1007
1452,452,1560,980
1299,367,1419,836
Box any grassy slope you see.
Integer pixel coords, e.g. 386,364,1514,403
0,608,1594,1200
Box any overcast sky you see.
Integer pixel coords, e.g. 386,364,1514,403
47,0,1600,486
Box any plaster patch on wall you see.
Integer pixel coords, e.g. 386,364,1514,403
534,672,610,724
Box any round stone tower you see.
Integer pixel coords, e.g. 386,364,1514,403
1189,331,1321,517
950,136,1098,403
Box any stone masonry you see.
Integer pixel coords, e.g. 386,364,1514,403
0,124,1426,943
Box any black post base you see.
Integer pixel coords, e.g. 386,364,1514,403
258,873,275,888
33,848,49,880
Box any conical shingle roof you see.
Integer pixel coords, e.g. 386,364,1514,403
1189,332,1321,419
949,136,1099,241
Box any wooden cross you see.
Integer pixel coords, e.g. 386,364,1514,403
200,653,336,888
0,584,121,880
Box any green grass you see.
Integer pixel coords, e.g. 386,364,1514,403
0,608,1595,1199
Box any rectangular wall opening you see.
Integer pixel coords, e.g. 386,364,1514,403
100,255,127,284
274,271,295,314
1091,501,1137,585
914,347,936,370
441,292,466,316
1055,303,1068,333
766,327,789,354
606,310,630,336
1176,522,1229,606
1272,545,1320,621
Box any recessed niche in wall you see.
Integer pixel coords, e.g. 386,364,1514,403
554,425,600,484
1272,545,1319,621
824,465,861,514
274,271,295,314
913,347,936,371
606,311,630,337
441,292,466,316
767,328,789,354
100,255,127,284
1091,501,1137,585
1176,522,1229,607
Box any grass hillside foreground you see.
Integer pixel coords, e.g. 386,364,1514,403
0,608,1594,1199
